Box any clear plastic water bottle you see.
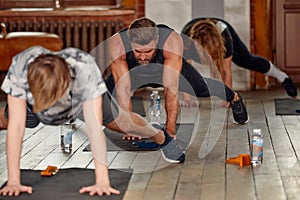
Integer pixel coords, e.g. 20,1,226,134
60,121,75,153
63,131,72,153
251,129,263,166
149,90,161,122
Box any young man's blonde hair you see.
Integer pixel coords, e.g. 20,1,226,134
190,19,226,73
28,54,71,113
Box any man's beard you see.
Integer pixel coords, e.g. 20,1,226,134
137,59,151,65
136,50,156,65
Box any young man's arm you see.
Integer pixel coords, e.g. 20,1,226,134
79,96,120,196
109,34,133,112
0,95,31,196
162,32,184,137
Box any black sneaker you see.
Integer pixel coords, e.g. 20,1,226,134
282,77,298,97
132,122,161,150
132,140,160,149
231,92,249,124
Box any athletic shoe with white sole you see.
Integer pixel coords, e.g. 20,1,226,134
159,128,185,163
133,123,185,163
282,77,298,97
231,92,249,124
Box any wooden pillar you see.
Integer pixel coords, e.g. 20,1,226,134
250,0,273,90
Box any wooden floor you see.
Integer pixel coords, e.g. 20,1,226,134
1,87,300,200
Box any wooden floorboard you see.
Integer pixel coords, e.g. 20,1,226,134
1,88,300,200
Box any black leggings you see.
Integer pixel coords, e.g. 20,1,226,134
226,22,270,73
180,61,235,101
105,61,235,103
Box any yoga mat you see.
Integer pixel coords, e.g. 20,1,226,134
83,124,194,152
274,98,300,115
131,96,146,117
0,168,132,200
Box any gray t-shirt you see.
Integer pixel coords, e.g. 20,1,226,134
1,46,107,125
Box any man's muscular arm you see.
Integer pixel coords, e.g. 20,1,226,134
109,34,132,112
163,32,184,137
109,33,142,140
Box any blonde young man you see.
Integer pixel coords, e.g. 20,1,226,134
0,46,184,197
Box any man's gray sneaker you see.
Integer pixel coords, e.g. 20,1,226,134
134,122,185,163
159,128,185,163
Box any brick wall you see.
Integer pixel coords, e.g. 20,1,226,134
250,0,257,89
135,0,145,19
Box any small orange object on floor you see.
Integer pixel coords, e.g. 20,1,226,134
41,165,59,177
226,154,251,167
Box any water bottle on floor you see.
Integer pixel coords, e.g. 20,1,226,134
60,121,75,153
251,129,263,166
63,131,72,153
149,90,161,122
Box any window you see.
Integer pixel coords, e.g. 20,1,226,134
0,0,118,9
62,0,116,8
0,0,54,9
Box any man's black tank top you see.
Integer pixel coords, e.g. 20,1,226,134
118,24,193,78
104,24,197,93
119,24,173,70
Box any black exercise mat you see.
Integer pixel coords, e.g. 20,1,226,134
0,168,132,200
83,124,194,151
274,98,300,115
131,96,146,117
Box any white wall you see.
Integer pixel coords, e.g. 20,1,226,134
145,0,251,91
224,0,250,91
192,0,224,19
145,0,192,32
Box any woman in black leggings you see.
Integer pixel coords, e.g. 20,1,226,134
182,17,298,98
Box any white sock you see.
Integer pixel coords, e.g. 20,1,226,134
265,61,288,83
